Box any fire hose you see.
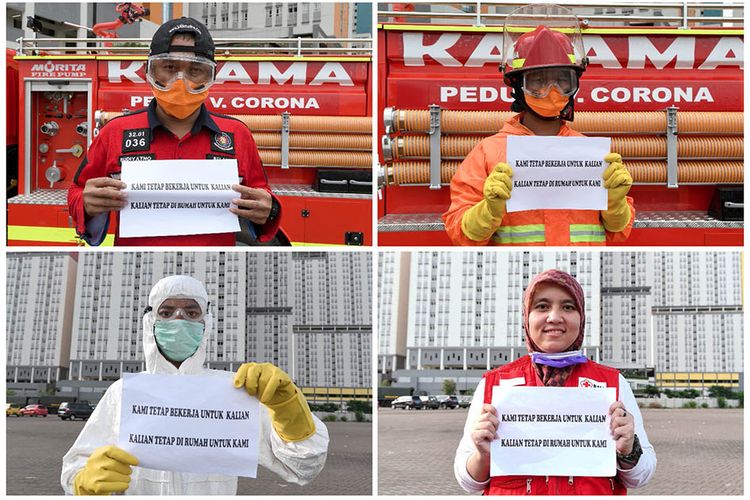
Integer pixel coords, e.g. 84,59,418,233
260,150,371,169
388,161,743,185
386,109,744,135
97,111,372,169
253,132,371,150
388,135,744,160
97,111,371,133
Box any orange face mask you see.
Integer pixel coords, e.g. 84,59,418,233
151,79,208,120
525,88,569,118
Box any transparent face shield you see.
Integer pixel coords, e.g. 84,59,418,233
522,67,579,98
146,53,216,94
501,4,587,75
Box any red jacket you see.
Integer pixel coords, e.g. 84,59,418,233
68,101,281,246
482,356,626,495
442,113,634,246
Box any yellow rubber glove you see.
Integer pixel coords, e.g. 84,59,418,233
233,362,315,442
73,445,138,495
461,163,513,241
600,153,633,232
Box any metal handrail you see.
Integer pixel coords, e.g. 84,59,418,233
378,2,744,28
17,36,373,56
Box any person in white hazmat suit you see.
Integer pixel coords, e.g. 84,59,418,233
61,275,329,495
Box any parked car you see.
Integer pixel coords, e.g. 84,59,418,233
421,395,441,409
20,404,48,417
408,395,423,410
6,403,22,417
436,395,459,409
390,396,413,409
58,402,94,421
458,396,472,408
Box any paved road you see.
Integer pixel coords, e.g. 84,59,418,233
6,417,371,495
378,407,743,495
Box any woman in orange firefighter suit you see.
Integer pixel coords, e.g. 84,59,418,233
454,269,656,495
442,5,634,246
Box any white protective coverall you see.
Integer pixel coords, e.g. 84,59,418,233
61,275,329,495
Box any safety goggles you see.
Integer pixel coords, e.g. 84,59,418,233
146,53,216,94
155,306,205,322
522,67,579,98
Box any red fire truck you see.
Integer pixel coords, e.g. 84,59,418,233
8,18,373,246
377,3,743,246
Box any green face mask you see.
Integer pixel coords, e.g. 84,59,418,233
153,320,205,362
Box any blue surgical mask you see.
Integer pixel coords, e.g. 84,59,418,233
530,350,588,368
153,320,205,362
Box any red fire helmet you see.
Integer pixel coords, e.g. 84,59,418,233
514,26,576,70
501,4,587,85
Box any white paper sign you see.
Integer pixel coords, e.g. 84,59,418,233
120,159,241,238
118,372,260,477
490,386,616,477
505,136,611,212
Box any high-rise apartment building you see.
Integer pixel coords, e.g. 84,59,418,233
379,251,742,393
601,252,742,372
8,252,371,400
6,253,77,383
246,252,371,388
378,251,600,375
378,252,410,372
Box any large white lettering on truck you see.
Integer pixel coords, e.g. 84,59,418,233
108,61,355,85
400,33,744,69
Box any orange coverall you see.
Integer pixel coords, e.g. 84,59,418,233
442,113,635,246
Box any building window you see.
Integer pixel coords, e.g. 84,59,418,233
313,2,321,22
288,4,298,25
265,4,273,27
275,3,283,26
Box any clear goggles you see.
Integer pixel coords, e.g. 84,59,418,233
155,305,205,322
522,67,579,98
146,53,216,94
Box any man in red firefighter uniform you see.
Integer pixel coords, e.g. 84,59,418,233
68,17,282,246
442,4,635,246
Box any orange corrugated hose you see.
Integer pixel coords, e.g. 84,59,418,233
392,136,744,160
253,132,371,150
260,150,371,168
99,111,372,168
240,115,371,133
390,109,743,134
99,112,372,133
389,161,743,185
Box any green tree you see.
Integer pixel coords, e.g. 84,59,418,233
642,385,661,398
681,389,700,399
708,385,734,399
347,400,372,414
380,378,392,387
442,378,457,395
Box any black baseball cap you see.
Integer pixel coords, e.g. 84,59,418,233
149,17,215,62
